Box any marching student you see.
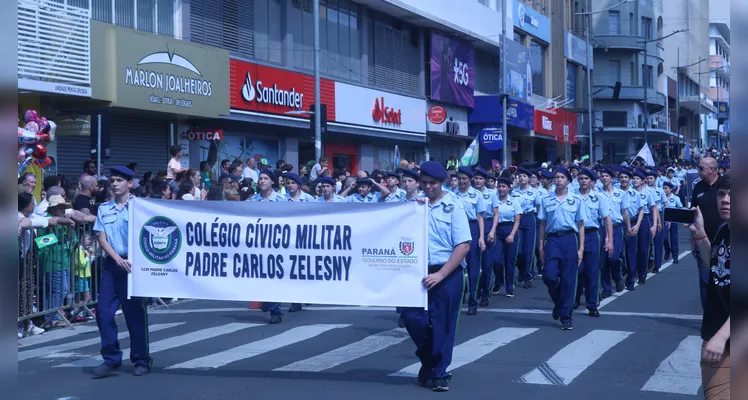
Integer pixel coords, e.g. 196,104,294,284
285,173,315,202
345,178,390,202
92,166,151,377
490,177,521,298
453,166,486,315
646,171,667,273
384,172,407,202
400,161,470,392
317,177,346,202
472,168,499,306
598,167,631,298
511,168,540,289
538,167,584,330
618,168,643,290
632,170,658,284
401,169,422,200
574,169,613,317
662,181,683,263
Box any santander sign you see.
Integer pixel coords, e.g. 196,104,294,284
241,71,304,109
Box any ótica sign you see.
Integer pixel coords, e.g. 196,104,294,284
479,127,503,151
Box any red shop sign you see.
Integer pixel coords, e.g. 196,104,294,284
533,109,578,144
427,105,447,124
372,97,402,125
230,60,336,119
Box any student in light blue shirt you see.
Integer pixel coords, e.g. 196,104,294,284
569,164,581,194
472,168,499,305
662,181,683,264
538,167,584,331
346,179,388,203
491,177,521,298
384,172,407,202
284,173,315,202
454,167,486,315
401,169,423,201
632,170,658,284
618,169,643,290
399,161,470,392
646,171,667,273
598,167,631,297
249,169,288,203
511,168,541,288
316,177,346,202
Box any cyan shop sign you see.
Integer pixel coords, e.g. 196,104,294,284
513,0,551,43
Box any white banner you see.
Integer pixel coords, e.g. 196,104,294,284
128,198,429,308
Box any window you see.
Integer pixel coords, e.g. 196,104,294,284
530,40,546,96
368,13,420,94
608,11,620,34
91,0,174,36
642,17,652,41
514,32,526,43
630,61,636,85
642,64,653,88
629,13,635,35
292,0,361,80
609,60,621,82
603,111,627,127
255,0,283,63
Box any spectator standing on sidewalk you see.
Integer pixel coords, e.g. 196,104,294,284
691,157,721,310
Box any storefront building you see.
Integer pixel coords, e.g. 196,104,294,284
468,95,535,164
533,108,579,164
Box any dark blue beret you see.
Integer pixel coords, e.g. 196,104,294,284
318,176,336,186
497,177,512,187
400,168,419,181
569,164,580,171
486,174,496,181
517,168,532,177
110,166,135,179
662,181,675,189
553,167,572,181
473,168,489,179
286,172,302,186
457,166,474,177
633,170,646,179
617,168,632,178
385,171,400,179
599,167,615,177
260,168,274,181
419,161,448,181
540,170,554,180
356,178,373,186
578,168,598,181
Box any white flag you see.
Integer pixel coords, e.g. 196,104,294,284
633,143,655,166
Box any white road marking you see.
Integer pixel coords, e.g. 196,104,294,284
19,323,184,362
390,328,538,378
18,325,99,347
54,323,262,368
599,250,692,309
166,324,350,370
274,328,409,372
641,335,703,395
516,330,632,385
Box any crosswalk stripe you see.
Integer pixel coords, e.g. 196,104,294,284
18,325,100,347
19,323,184,362
515,330,632,386
274,328,409,372
166,324,350,370
641,335,702,395
54,323,262,368
390,327,538,378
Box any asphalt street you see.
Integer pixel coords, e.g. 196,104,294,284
18,233,703,400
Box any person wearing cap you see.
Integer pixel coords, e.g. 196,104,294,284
485,174,497,191
453,166,486,315
511,168,541,288
384,172,407,202
92,166,152,377
400,161,470,392
661,181,683,264
645,171,666,273
249,168,287,203
343,178,390,202
538,166,585,330
664,167,681,196
618,168,644,290
490,177,521,298
285,173,314,202
598,167,631,297
539,169,554,195
317,177,346,202
573,169,613,317
632,170,658,285
471,168,499,306
568,164,581,194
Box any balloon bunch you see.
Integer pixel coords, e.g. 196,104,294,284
18,109,56,176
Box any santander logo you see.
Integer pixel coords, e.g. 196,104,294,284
240,71,304,109
241,72,256,101
372,97,402,125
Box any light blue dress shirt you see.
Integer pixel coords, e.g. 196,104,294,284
385,188,407,203
579,190,610,229
93,199,130,257
601,187,629,225
636,187,656,215
623,187,643,221
538,192,584,233
511,186,541,214
664,194,683,209
649,185,667,213
347,192,382,203
317,194,346,203
454,187,486,221
496,196,522,223
475,187,499,219
250,191,288,202
427,193,472,266
286,192,316,202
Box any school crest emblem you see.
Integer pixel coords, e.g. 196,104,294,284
140,216,182,264
442,203,454,214
399,238,415,256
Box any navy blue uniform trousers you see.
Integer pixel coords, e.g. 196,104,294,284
601,224,624,293
477,232,495,301
97,258,151,368
653,218,665,271
576,229,601,308
465,221,481,308
665,222,679,256
402,267,464,380
636,215,653,281
542,232,579,323
516,214,537,282
493,223,518,292
624,221,639,286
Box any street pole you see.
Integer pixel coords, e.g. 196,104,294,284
313,0,322,162
698,58,702,150
643,41,649,147
676,47,680,158
501,0,509,169
96,113,102,180
585,0,593,162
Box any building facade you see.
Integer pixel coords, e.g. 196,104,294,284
706,0,730,149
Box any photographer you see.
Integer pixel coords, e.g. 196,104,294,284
688,173,730,400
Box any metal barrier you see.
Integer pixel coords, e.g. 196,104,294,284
18,222,168,329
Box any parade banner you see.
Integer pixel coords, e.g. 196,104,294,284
128,198,429,308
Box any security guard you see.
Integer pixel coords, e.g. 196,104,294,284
662,181,682,263
472,168,499,306
538,167,585,330
453,166,486,315
92,166,151,377
491,177,521,298
511,168,540,288
384,172,407,202
646,171,666,273
249,168,287,324
618,168,644,290
400,161,470,392
632,170,657,284
285,173,315,202
317,177,346,202
574,169,612,317
599,167,631,297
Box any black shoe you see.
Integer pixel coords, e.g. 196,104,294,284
664,251,671,260
561,321,574,330
466,307,477,315
92,363,119,378
600,291,612,299
133,365,150,376
479,299,489,307
626,284,635,291
652,268,660,273
432,378,450,392
552,308,560,320
673,256,679,264
587,308,600,317
505,290,514,298
398,314,406,328
288,304,302,312
573,300,580,310
269,314,282,324
418,364,432,386
491,285,501,295
638,277,646,284
523,281,533,289
615,280,625,292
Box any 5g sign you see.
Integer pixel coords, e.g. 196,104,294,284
453,58,469,86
